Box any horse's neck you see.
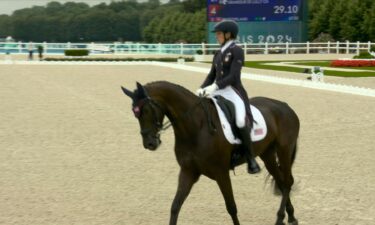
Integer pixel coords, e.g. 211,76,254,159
147,83,202,137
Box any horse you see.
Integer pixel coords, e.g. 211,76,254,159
121,81,300,225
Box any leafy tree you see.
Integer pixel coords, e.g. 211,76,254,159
366,2,375,41
182,0,205,13
340,0,364,41
328,0,346,40
0,15,13,37
309,0,335,40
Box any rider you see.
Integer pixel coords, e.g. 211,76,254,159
196,20,260,174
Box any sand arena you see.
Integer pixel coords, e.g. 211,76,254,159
0,64,374,225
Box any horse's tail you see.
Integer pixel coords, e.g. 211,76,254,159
268,141,298,196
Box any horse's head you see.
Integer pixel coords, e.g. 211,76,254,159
121,82,164,151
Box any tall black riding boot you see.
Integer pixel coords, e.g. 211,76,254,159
238,126,261,174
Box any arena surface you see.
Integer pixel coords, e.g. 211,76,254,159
0,64,374,225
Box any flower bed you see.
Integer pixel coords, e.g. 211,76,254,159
331,59,375,67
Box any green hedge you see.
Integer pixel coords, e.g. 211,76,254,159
43,57,194,62
64,49,90,56
353,51,375,59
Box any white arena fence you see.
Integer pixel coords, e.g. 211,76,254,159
1,60,374,98
0,41,374,55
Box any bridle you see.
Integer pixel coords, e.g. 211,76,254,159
132,98,167,138
132,96,216,138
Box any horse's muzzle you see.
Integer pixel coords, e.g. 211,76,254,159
143,135,161,151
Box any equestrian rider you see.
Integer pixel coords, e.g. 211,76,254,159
196,20,260,174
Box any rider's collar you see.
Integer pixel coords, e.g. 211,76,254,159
221,40,234,53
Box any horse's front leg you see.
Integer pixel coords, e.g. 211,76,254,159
169,169,200,225
216,172,240,225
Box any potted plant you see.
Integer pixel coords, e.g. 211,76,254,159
37,45,44,60
194,49,204,62
177,56,185,64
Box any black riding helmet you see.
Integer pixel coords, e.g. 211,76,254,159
211,20,239,39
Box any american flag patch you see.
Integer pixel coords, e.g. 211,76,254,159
254,128,263,135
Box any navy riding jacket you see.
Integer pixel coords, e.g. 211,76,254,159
201,42,251,115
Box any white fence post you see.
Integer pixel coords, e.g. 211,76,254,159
357,41,360,55
306,41,310,54
327,41,330,54
346,41,350,54
202,42,206,55
336,41,339,54
368,41,371,52
18,41,22,53
158,43,162,54
244,42,247,54
43,41,48,54
179,43,183,55
114,42,118,54
286,42,289,54
265,42,268,54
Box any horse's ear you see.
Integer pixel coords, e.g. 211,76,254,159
136,82,148,98
121,86,134,99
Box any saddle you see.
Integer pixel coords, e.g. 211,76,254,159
214,96,249,170
209,86,267,170
214,95,239,139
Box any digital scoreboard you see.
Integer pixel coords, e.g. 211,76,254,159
207,0,308,43
208,0,303,22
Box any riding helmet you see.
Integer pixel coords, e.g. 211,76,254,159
211,20,239,38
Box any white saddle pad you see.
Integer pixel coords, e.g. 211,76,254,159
210,91,267,145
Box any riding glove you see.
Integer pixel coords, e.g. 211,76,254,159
196,88,205,96
202,83,218,96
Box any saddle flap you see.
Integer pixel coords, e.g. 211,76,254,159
214,96,236,125
210,86,267,144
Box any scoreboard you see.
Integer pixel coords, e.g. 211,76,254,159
207,0,308,43
208,0,303,22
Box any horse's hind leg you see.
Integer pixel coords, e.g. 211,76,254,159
169,169,200,225
261,150,286,225
276,144,298,225
216,172,240,225
261,144,297,225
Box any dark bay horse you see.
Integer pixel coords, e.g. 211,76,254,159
121,81,300,225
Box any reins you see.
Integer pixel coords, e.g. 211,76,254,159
154,96,217,134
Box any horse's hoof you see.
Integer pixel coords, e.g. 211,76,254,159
288,219,298,225
275,222,285,225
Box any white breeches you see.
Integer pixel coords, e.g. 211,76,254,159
211,86,246,128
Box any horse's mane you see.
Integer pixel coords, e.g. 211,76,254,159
145,81,197,99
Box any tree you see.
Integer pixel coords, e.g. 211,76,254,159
0,15,13,37
309,0,335,40
340,0,365,41
182,0,205,13
366,2,375,41
328,0,346,40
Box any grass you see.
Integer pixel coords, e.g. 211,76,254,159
292,61,375,72
244,61,375,77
